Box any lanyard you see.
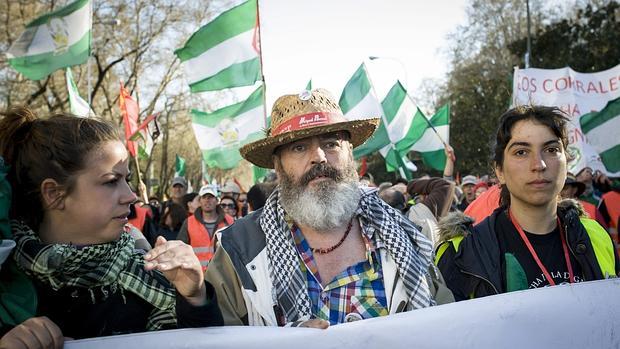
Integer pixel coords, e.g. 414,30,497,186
508,210,574,286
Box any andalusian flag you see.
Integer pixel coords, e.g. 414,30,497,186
191,85,265,169
7,0,92,80
381,83,450,172
65,68,93,117
338,64,387,158
175,0,260,93
175,155,186,177
580,97,620,176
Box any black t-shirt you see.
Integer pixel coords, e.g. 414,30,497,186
496,211,583,291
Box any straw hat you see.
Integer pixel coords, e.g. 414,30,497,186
240,88,380,168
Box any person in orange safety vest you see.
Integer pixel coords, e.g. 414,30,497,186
177,184,234,271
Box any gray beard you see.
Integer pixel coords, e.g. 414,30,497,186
279,171,361,232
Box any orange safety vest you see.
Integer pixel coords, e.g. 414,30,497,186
128,205,150,232
187,214,234,271
602,191,620,229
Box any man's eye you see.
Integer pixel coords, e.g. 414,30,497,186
323,141,339,149
291,144,306,152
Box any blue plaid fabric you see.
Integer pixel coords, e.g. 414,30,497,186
292,224,388,325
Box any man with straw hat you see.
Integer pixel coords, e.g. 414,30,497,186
206,89,453,328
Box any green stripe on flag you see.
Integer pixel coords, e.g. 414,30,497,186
174,0,257,61
394,108,429,152
580,97,620,133
191,85,263,127
382,81,407,124
420,148,447,171
339,64,372,114
353,122,389,158
189,58,261,93
27,0,90,28
8,33,90,80
600,144,620,173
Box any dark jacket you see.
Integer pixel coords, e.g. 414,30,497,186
436,200,620,301
33,278,222,339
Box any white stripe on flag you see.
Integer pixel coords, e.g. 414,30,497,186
584,116,620,153
184,30,257,85
386,98,416,143
410,125,449,152
7,1,91,58
343,92,383,121
192,105,263,150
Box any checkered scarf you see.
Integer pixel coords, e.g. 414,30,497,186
260,187,435,323
11,221,177,330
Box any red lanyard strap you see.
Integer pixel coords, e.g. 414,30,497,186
508,210,574,286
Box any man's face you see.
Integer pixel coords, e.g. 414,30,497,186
462,184,475,201
171,184,187,200
199,194,218,214
274,132,355,188
273,132,360,231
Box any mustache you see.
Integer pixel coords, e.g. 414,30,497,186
299,163,343,186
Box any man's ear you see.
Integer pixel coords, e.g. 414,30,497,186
272,154,281,172
40,179,66,210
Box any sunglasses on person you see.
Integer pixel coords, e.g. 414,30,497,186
220,203,236,209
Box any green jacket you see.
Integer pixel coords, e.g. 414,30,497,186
0,157,37,335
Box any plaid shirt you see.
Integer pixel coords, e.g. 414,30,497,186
292,222,388,325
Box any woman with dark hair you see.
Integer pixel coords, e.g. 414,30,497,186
435,105,619,301
219,195,238,220
0,107,222,345
151,203,187,244
182,192,200,216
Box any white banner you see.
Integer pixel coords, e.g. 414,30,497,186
67,279,620,349
512,64,620,176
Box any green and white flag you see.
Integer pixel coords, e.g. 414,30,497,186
65,68,93,117
191,85,265,169
175,0,260,93
7,0,91,80
338,64,387,158
580,97,620,176
380,83,449,172
175,155,186,177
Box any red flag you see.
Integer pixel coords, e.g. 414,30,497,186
358,157,368,177
119,82,139,157
130,112,159,143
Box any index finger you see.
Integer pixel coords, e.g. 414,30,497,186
144,239,184,261
39,317,64,349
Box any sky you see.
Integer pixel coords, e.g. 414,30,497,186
258,0,469,113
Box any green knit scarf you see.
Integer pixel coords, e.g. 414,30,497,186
11,221,177,330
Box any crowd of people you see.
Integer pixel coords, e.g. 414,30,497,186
0,88,618,347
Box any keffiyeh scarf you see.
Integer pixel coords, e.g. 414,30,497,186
260,187,435,323
11,221,177,329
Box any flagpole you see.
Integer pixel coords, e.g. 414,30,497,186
255,0,268,128
363,62,410,179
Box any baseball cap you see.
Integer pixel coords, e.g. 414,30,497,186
461,175,478,186
171,177,187,188
221,181,241,194
199,184,218,198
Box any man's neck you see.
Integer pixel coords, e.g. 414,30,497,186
201,209,218,223
509,198,557,235
296,218,357,248
172,197,183,205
